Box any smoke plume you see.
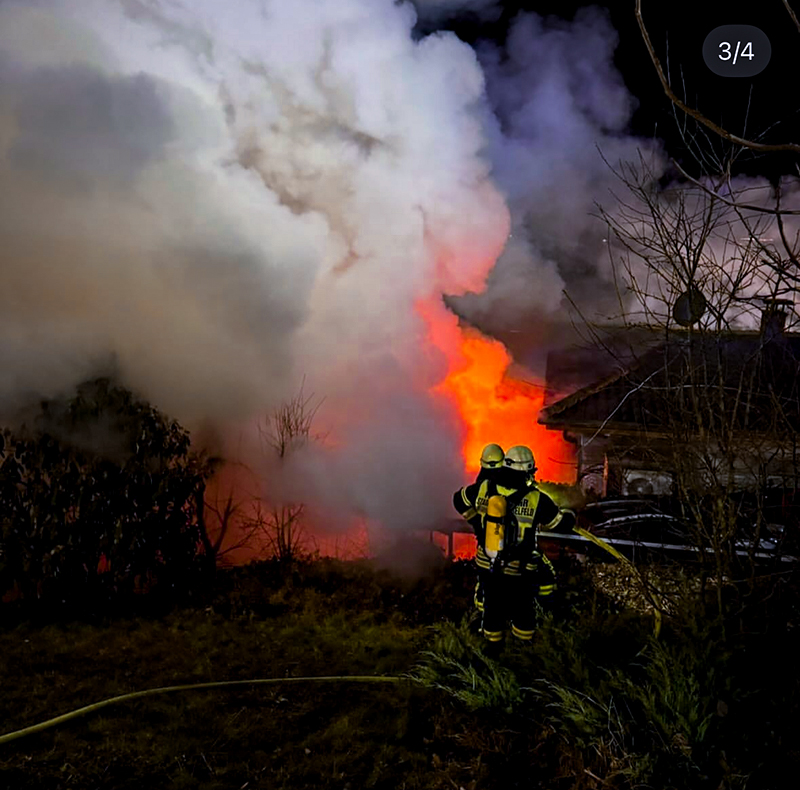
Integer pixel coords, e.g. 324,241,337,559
451,7,662,360
0,0,660,531
0,0,513,530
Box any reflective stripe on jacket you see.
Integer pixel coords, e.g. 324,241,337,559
472,479,560,575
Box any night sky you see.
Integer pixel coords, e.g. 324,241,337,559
426,0,800,180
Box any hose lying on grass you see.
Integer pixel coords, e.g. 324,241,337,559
0,676,405,746
573,525,664,638
2,535,666,747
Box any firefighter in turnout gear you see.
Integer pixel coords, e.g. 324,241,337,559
454,444,506,616
454,445,575,650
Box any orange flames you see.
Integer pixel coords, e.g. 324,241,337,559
207,297,576,564
420,297,575,562
420,300,575,484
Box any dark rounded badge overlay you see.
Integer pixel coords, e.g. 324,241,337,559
703,25,771,78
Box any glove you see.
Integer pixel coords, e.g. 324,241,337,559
558,508,577,532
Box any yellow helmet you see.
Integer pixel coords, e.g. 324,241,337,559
479,443,505,469
504,445,536,473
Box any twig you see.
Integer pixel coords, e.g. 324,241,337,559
584,369,661,449
635,0,800,153
784,0,800,35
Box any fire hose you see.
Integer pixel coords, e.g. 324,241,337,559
1,527,662,745
0,676,405,746
573,525,663,638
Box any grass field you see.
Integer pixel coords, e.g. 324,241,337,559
2,555,800,789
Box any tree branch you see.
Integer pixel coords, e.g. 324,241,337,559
784,0,800,35
636,0,800,153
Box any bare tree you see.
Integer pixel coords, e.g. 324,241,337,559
596,5,800,616
246,499,315,565
194,381,325,571
252,379,324,564
594,152,789,331
632,1,800,300
576,151,800,620
259,377,322,460
195,457,264,577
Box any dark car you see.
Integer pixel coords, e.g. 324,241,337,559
538,498,796,566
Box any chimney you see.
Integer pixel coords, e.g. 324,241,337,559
760,299,791,340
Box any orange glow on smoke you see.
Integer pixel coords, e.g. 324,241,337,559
419,300,575,484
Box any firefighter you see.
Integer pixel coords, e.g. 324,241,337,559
453,444,505,616
454,445,575,653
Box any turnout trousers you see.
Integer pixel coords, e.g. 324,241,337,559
478,555,556,642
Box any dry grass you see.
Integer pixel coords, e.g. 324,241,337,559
2,557,800,789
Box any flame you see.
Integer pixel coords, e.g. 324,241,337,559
431,530,477,560
419,300,575,484
207,293,577,565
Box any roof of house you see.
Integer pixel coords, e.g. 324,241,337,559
539,327,800,436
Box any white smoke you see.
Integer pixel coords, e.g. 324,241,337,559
1,1,700,533
0,0,510,529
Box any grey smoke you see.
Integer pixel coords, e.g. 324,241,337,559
9,65,174,189
452,8,661,350
0,0,691,533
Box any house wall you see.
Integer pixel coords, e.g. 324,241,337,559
572,430,800,499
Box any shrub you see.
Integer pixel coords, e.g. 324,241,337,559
0,378,211,612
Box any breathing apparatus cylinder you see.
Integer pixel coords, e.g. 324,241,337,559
484,494,507,559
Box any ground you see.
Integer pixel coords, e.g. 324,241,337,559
0,559,498,790
1,555,800,789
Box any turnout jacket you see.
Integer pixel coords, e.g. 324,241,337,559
453,479,565,576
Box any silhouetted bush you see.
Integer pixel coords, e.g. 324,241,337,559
0,378,211,613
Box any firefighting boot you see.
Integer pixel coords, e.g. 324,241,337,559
510,623,535,643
